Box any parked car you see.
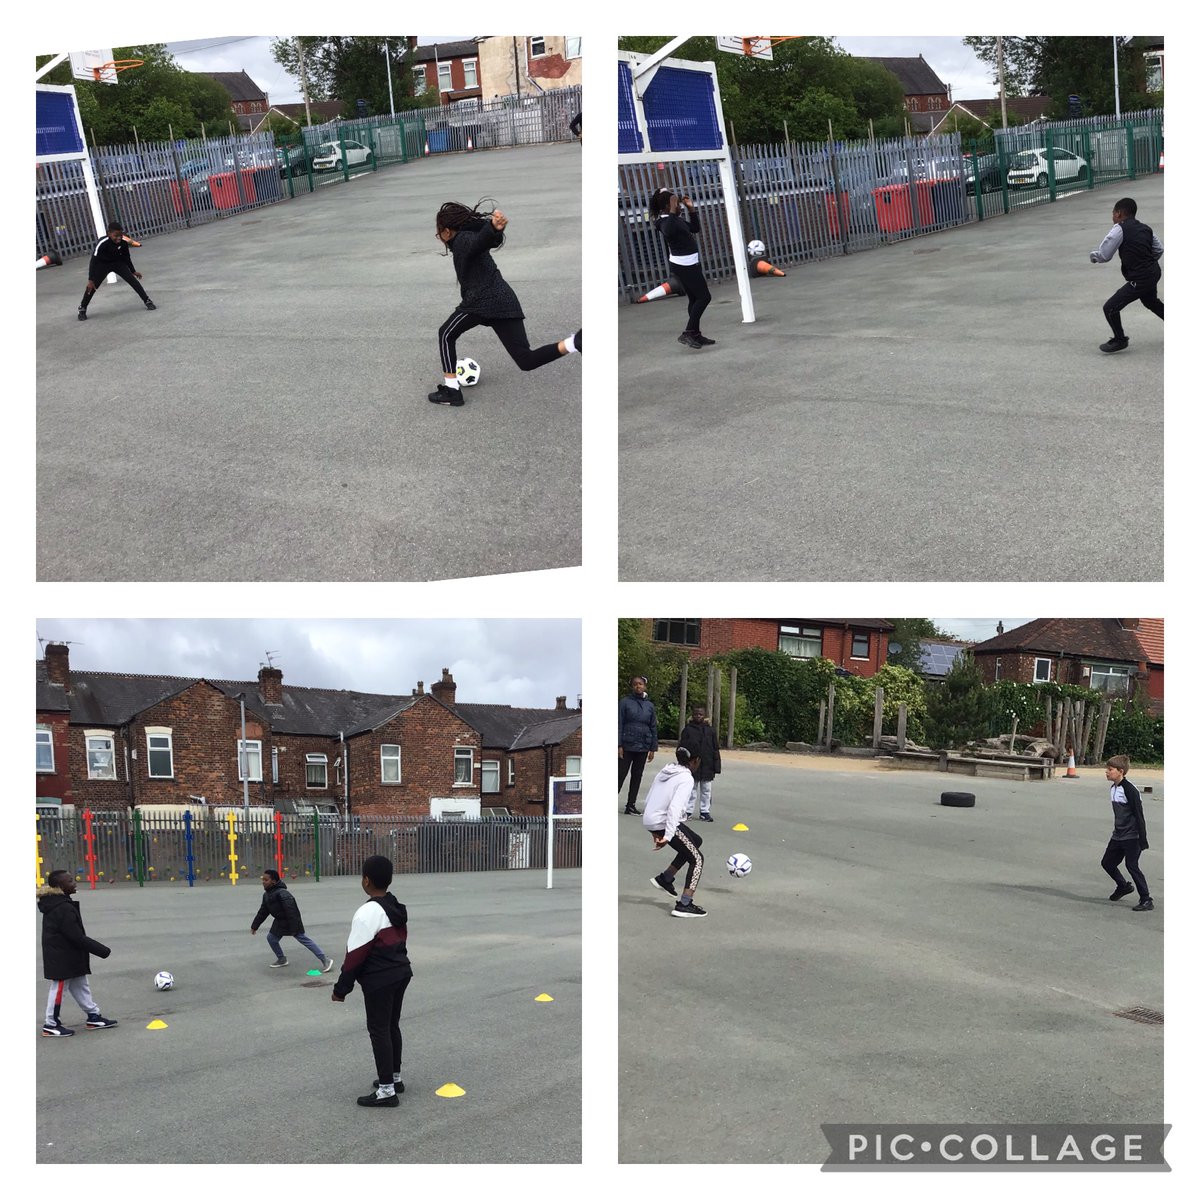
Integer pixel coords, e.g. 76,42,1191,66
276,144,313,177
882,156,964,184
1007,147,1088,188
311,139,372,171
963,152,1004,192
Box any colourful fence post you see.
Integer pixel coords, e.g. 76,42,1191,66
227,811,239,884
274,811,284,878
184,809,196,887
313,811,321,882
83,809,98,889
35,816,45,887
133,808,146,887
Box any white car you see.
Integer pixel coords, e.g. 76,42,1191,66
311,139,372,171
1006,147,1088,188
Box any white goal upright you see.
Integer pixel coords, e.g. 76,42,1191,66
546,774,582,890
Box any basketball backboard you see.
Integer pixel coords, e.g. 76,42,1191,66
69,48,117,84
715,36,773,61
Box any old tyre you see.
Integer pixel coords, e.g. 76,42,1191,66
940,791,976,808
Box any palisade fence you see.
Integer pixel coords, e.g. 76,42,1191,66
617,110,1163,301
35,810,582,886
35,85,582,261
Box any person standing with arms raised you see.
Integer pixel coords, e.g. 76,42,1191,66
618,675,658,815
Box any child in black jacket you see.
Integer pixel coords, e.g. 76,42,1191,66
429,200,581,406
649,187,713,349
1090,196,1163,353
77,220,155,320
37,870,118,1035
1101,755,1154,911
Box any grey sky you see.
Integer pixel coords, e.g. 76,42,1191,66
931,618,1033,643
35,619,580,708
164,36,472,105
833,36,1000,101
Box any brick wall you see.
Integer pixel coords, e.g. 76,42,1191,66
36,712,73,804
646,618,886,672
502,726,583,813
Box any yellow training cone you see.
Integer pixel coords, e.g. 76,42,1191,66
732,823,749,831
436,1083,466,1098
146,1020,168,1030
535,993,554,1002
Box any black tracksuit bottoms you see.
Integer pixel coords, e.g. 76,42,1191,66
438,310,562,375
653,823,704,892
80,265,150,309
1101,838,1150,901
1103,272,1164,338
671,261,711,333
618,750,649,808
362,972,413,1083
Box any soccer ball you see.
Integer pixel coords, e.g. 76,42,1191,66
747,239,766,258
727,853,752,878
154,971,174,991
456,357,481,387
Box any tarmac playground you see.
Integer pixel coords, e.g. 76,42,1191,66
36,143,582,582
618,754,1163,1163
618,173,1164,582
35,870,581,1163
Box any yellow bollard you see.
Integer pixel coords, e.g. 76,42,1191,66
227,812,239,885
35,819,44,887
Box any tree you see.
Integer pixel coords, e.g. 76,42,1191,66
925,651,989,750
270,37,418,117
616,36,907,143
885,619,958,672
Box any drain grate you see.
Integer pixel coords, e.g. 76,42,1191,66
1114,1007,1163,1025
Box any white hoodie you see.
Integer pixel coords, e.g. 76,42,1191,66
641,761,696,842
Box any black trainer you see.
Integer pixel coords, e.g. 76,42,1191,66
574,328,582,352
678,331,704,349
85,1013,118,1029
144,300,156,311
428,383,465,406
651,873,678,896
671,900,707,918
1132,898,1155,912
1109,882,1134,901
694,334,716,345
623,804,639,814
699,812,714,822
77,308,87,321
41,1020,75,1037
1100,336,1129,353
357,1088,400,1107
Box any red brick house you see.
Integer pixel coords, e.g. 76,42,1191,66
646,618,893,677
971,619,1163,714
930,96,1053,135
36,646,580,818
202,70,269,132
862,55,950,130
411,39,482,104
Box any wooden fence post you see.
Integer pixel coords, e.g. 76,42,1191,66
678,661,688,739
727,667,738,749
873,687,884,749
897,703,908,752
825,682,837,752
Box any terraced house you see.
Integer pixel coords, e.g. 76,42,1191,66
36,645,581,818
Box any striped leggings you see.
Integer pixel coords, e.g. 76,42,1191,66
438,309,563,375
655,823,704,892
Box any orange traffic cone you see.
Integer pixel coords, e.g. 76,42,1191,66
424,139,431,156
1064,751,1079,779
754,259,786,277
467,135,474,151
638,277,682,303
1159,150,1164,171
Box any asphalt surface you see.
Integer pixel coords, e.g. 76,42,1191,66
618,174,1164,581
618,758,1163,1163
37,143,582,581
36,871,581,1163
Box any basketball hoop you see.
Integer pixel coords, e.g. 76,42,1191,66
93,59,143,82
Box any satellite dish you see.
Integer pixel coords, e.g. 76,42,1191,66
888,641,903,654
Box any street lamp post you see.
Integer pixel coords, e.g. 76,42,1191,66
237,694,250,821
384,39,396,116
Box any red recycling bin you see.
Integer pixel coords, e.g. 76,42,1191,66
209,169,258,210
169,179,192,215
872,182,935,235
824,191,852,237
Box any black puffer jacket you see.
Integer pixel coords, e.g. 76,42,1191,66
450,221,524,320
251,880,305,936
679,718,722,782
38,885,111,981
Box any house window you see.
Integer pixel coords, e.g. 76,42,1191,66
1145,52,1163,92
851,631,871,659
86,734,116,780
437,61,453,93
566,37,582,59
652,619,700,646
306,753,328,789
1033,658,1052,683
780,624,822,659
381,744,401,783
463,59,478,89
482,760,500,793
565,755,582,791
1088,664,1133,695
146,729,174,778
412,65,427,95
271,746,279,784
995,660,1002,682
238,739,262,783
454,746,474,785
529,36,547,57
507,758,515,786
36,727,55,773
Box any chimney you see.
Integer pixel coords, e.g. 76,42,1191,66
258,665,283,704
416,680,424,695
45,642,71,690
430,668,456,707
1118,618,1140,630
555,695,567,711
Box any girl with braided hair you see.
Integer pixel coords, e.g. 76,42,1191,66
649,187,713,348
430,199,582,406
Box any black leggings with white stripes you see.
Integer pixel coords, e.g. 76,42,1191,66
438,309,563,375
654,823,704,892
